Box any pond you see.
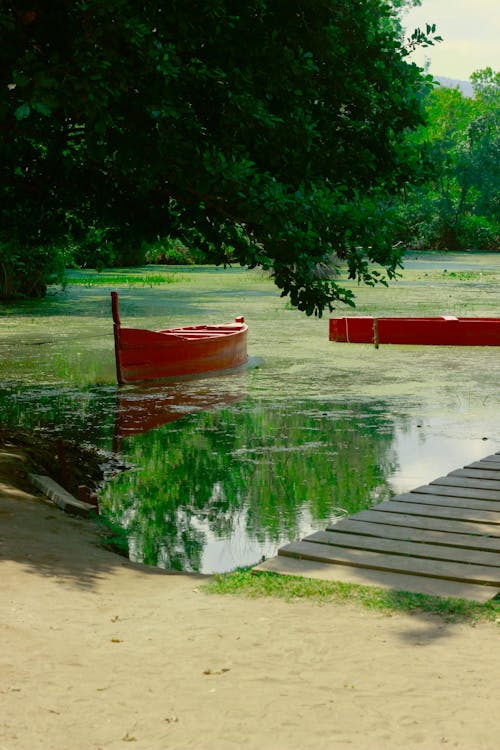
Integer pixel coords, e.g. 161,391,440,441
1,253,499,572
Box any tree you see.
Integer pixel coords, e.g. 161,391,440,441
466,69,500,234
395,68,499,251
0,1,436,311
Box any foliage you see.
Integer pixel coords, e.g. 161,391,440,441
396,68,500,251
143,236,204,266
0,239,65,298
0,1,437,309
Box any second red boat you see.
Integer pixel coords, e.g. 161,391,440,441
329,316,500,346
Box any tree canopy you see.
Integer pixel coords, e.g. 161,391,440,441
395,67,499,251
0,1,436,310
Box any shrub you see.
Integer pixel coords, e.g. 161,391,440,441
143,237,204,265
459,215,500,250
0,241,66,299
67,225,146,270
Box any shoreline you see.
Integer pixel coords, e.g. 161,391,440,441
1,443,499,749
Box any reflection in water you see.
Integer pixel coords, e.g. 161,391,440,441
100,400,400,573
0,377,244,449
113,383,243,449
0,382,118,445
0,379,494,575
2,266,499,573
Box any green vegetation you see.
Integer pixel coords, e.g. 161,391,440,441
143,237,205,266
396,68,499,251
205,569,500,623
0,1,441,312
64,270,180,287
0,241,66,298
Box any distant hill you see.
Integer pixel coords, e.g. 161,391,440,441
434,76,474,98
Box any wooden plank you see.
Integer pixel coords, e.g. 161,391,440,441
336,509,500,537
325,518,500,552
371,500,500,525
279,540,500,586
254,556,499,603
305,530,500,568
432,475,500,491
465,461,500,471
450,468,500,481
254,451,500,601
479,453,500,463
394,492,500,513
412,484,500,502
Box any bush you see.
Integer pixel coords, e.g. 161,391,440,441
67,224,147,270
143,237,204,265
395,191,472,251
459,215,500,250
0,241,66,299
67,226,116,270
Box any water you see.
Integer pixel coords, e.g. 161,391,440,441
106,394,401,572
1,256,499,573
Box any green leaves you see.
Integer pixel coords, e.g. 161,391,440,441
32,101,52,116
394,68,500,251
405,23,443,54
1,1,433,307
14,103,30,120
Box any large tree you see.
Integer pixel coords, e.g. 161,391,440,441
0,1,435,310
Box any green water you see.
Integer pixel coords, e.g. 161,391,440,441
1,255,499,572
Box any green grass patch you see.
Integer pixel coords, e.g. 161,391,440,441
442,270,498,281
63,270,181,287
409,269,500,283
204,569,500,624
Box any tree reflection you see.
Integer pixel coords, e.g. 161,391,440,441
100,400,401,572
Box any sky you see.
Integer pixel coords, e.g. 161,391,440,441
402,0,500,80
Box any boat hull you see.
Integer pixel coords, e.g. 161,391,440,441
111,292,248,384
115,325,248,383
329,316,500,346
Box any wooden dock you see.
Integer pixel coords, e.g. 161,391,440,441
254,451,500,602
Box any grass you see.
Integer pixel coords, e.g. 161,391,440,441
204,569,500,624
408,270,500,283
63,269,181,287
61,265,271,289
441,270,497,281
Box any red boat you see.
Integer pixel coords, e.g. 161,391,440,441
111,292,248,384
329,316,500,346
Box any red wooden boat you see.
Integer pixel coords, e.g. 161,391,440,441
111,292,248,384
329,316,500,346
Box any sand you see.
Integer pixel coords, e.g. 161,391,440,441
1,448,499,750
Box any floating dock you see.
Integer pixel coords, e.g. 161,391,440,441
254,452,500,602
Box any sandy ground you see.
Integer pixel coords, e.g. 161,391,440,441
1,448,499,750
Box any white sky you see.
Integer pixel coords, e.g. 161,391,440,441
402,0,500,80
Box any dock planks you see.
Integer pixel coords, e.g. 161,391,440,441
254,451,500,602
